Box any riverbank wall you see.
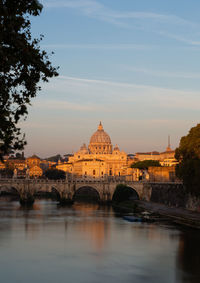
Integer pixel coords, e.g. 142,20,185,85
143,183,200,212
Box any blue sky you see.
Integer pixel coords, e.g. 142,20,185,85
21,0,200,157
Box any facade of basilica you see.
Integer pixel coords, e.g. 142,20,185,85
57,122,129,178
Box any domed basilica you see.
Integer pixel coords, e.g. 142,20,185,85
57,122,129,178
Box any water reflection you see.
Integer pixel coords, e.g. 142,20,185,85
72,203,110,252
0,197,200,283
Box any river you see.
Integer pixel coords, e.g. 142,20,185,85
0,197,200,283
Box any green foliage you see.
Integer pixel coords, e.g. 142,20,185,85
0,168,13,178
131,160,161,170
175,124,200,161
112,184,139,203
44,169,66,180
0,0,58,157
175,124,200,196
15,152,24,159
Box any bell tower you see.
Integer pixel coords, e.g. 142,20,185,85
166,135,172,152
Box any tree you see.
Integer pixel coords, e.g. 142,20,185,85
46,154,62,162
0,168,13,178
44,169,66,180
131,160,161,170
175,124,200,196
0,0,58,158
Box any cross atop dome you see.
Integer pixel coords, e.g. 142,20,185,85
98,121,103,131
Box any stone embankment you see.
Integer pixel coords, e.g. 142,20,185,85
135,200,200,229
144,182,200,212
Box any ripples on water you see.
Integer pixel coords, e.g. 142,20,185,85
0,197,200,283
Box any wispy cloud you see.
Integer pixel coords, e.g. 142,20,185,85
21,71,200,155
44,0,195,26
42,43,151,50
56,75,200,93
156,30,200,46
124,66,200,79
44,0,128,27
19,121,57,129
44,0,101,10
41,75,200,112
33,98,109,112
106,10,196,28
44,0,200,45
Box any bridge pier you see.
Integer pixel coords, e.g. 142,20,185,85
18,179,35,206
19,191,35,206
99,192,112,204
58,190,74,205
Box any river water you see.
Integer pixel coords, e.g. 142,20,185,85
0,198,200,283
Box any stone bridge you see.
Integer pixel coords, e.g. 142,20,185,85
0,178,149,203
0,178,183,205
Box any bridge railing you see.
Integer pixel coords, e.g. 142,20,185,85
0,177,135,184
0,177,183,185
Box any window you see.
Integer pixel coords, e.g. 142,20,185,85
85,171,87,175
109,169,112,176
101,171,104,175
93,170,95,175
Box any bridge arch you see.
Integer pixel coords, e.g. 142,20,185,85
73,186,100,203
0,185,10,194
0,185,20,196
33,185,51,198
10,186,21,196
112,184,140,202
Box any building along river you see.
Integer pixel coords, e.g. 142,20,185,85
0,197,200,283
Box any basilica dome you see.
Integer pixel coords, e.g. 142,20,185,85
89,122,112,154
90,122,111,144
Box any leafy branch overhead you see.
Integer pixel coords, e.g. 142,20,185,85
0,0,59,156
175,123,200,196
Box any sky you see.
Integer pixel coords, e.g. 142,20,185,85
20,0,200,157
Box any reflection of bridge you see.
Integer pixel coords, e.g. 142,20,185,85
0,178,182,204
0,178,151,203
